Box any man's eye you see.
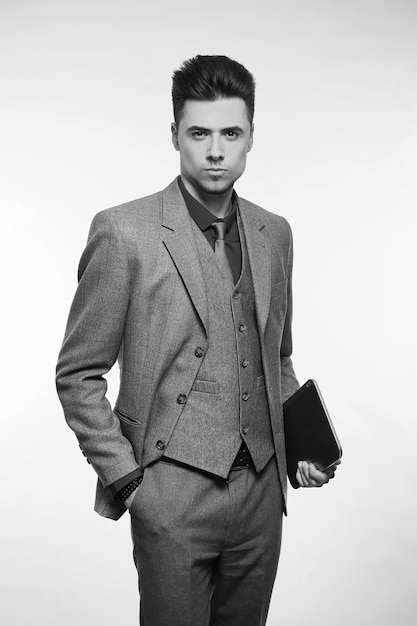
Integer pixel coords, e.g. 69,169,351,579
192,131,206,138
225,131,238,139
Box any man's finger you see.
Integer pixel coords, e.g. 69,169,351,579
296,466,308,487
307,463,330,486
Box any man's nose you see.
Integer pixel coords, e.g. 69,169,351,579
207,135,224,160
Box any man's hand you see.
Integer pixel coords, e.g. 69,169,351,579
296,460,341,488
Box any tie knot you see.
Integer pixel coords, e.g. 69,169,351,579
211,220,227,241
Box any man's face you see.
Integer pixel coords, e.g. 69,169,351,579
171,98,253,199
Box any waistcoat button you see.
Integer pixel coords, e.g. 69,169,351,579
238,324,246,332
233,292,240,299
242,392,250,401
194,347,204,358
177,394,187,404
156,440,166,450
242,426,249,435
241,359,249,368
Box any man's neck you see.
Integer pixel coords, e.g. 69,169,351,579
180,175,233,219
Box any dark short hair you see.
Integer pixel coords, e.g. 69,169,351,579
172,55,255,125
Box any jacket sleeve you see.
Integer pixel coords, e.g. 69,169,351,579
56,210,141,487
280,219,300,403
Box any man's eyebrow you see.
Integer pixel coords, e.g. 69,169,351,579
222,125,245,133
186,125,245,133
187,125,211,133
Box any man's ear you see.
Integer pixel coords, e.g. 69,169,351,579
171,122,179,151
247,124,254,152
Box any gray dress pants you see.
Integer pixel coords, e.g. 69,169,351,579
129,455,283,626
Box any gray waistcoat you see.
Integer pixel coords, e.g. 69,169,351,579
164,213,275,478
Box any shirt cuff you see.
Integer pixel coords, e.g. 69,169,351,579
108,468,143,499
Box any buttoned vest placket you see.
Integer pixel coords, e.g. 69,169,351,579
163,214,275,478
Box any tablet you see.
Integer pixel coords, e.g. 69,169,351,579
283,379,342,489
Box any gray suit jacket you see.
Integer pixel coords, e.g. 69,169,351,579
56,179,299,520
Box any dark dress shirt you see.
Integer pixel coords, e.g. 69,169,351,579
177,176,242,283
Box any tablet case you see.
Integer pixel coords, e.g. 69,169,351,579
283,379,342,489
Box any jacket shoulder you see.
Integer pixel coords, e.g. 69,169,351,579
82,190,164,267
93,189,163,227
238,196,293,241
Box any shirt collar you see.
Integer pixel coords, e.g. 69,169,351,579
177,175,237,233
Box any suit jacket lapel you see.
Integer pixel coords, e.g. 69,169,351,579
238,198,271,337
161,180,209,334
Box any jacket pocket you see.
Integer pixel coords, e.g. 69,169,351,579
257,374,266,389
270,278,288,322
191,379,219,394
114,407,144,456
114,407,142,427
271,278,287,299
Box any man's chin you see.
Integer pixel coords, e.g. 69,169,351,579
197,180,234,196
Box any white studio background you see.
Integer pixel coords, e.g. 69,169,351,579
1,1,416,625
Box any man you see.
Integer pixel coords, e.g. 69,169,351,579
56,55,338,625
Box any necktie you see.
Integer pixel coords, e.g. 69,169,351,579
211,220,234,282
